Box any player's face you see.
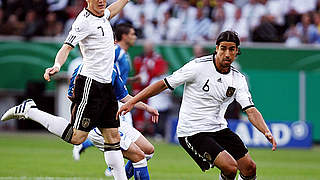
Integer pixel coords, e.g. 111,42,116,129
215,41,238,72
87,0,107,16
126,28,137,46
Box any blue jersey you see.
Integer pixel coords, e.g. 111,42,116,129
114,44,131,85
68,64,128,101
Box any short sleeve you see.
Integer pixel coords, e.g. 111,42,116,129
164,61,196,90
105,8,111,19
235,75,254,111
64,18,90,48
114,73,129,100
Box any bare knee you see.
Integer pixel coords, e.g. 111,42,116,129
215,151,238,178
70,130,88,145
100,128,120,143
144,145,154,155
238,154,257,177
71,135,87,145
222,161,238,177
242,160,256,176
134,152,146,163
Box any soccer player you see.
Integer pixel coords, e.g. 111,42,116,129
72,23,153,179
70,63,156,180
2,0,130,179
117,31,277,180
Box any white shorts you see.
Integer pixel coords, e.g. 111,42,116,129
88,121,141,151
118,101,133,126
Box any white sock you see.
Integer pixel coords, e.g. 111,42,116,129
145,153,154,161
219,173,236,180
132,158,147,168
219,173,223,180
104,150,127,180
238,174,243,180
28,108,69,137
238,174,257,180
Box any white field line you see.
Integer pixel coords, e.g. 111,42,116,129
0,177,107,180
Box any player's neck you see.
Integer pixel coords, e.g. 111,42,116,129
118,41,129,51
86,7,104,17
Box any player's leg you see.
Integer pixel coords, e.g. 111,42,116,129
1,99,88,144
120,122,154,179
214,128,254,180
216,151,238,180
72,138,94,161
178,132,238,180
236,153,256,180
122,142,150,180
134,133,155,156
100,127,127,180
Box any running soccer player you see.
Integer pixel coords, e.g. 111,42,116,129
72,23,144,178
69,63,156,180
117,31,277,180
2,0,130,179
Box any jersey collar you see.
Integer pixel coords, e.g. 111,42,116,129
212,55,231,75
85,8,104,18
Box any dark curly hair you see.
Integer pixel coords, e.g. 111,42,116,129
215,30,241,55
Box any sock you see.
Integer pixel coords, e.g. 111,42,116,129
104,142,127,180
145,153,154,161
133,158,150,180
28,108,71,139
219,173,235,180
82,139,94,150
125,160,134,179
126,153,153,179
238,173,257,180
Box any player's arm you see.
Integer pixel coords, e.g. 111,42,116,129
44,44,73,81
245,107,277,151
107,0,129,19
120,95,159,123
127,75,141,84
117,80,168,117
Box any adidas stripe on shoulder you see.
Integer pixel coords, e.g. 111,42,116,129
195,55,213,63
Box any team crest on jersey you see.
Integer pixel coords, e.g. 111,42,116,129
82,118,91,128
204,152,212,162
226,87,235,97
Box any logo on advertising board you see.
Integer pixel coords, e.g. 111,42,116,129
228,121,312,148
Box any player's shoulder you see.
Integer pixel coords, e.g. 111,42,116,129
194,55,213,64
231,66,246,79
231,66,240,73
73,9,91,27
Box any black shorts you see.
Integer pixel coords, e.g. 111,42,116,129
70,75,119,132
178,128,248,172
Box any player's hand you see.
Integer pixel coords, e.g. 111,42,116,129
265,131,277,151
117,102,135,120
44,66,60,81
146,106,159,123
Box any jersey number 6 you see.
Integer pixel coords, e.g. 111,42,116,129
202,79,210,92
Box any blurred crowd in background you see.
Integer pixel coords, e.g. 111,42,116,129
1,0,320,46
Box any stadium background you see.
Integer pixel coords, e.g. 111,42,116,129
1,0,320,179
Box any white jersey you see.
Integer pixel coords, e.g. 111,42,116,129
165,55,254,137
65,8,114,83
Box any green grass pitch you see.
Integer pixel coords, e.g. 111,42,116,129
0,132,320,180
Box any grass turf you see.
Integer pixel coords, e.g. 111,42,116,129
0,132,319,180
